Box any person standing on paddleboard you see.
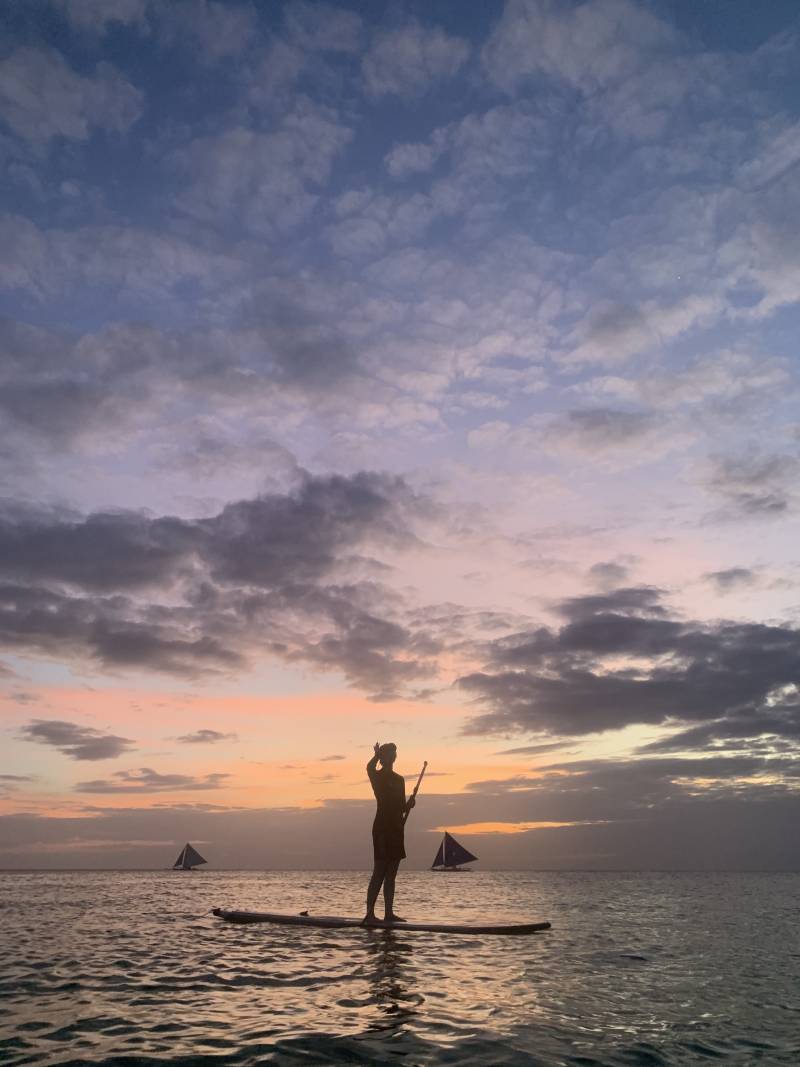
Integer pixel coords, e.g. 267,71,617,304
363,742,415,925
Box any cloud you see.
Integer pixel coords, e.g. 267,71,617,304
0,379,115,447
175,729,238,744
0,471,438,694
495,741,568,756
362,21,469,98
0,470,419,591
588,561,632,588
319,754,345,762
20,719,134,760
291,594,440,701
704,452,800,518
556,587,667,619
75,767,230,793
245,5,362,108
471,404,691,466
0,582,244,677
639,703,800,754
0,48,142,147
0,503,198,591
283,2,362,54
575,352,791,414
565,296,721,366
457,753,800,857
55,0,149,34
385,138,446,180
1,757,798,869
458,586,800,740
544,408,662,454
241,286,362,391
0,220,241,305
704,568,757,593
482,0,677,95
738,119,800,192
156,0,257,62
200,471,423,586
172,101,352,235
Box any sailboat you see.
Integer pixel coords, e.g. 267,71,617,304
431,831,478,872
172,843,207,870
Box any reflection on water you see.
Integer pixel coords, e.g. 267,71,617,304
363,931,421,1033
0,870,798,1065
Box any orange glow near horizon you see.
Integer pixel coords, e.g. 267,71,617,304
433,820,597,835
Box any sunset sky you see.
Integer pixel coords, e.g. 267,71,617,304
1,0,799,870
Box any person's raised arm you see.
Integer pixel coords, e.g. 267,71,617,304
366,741,380,784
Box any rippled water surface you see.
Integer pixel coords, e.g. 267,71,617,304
0,870,797,1065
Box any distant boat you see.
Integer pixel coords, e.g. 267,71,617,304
431,831,478,871
172,843,207,870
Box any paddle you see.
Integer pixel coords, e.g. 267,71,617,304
403,760,427,824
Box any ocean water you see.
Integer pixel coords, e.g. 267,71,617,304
0,870,797,1066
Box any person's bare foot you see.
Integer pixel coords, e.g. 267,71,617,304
384,913,408,923
360,914,385,926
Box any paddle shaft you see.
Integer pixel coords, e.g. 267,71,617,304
403,760,427,824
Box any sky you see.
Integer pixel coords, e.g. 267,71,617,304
1,0,799,871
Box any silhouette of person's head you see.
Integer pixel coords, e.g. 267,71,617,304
378,742,397,768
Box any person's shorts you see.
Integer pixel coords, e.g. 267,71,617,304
372,821,406,862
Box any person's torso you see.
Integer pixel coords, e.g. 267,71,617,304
371,769,405,822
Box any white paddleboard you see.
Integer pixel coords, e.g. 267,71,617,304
213,908,550,935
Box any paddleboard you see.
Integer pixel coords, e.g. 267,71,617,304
212,908,550,935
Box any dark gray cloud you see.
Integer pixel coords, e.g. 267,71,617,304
0,471,436,694
546,408,660,453
458,586,800,741
75,767,230,793
0,582,244,677
0,774,33,781
20,719,134,760
588,560,631,587
0,504,199,591
706,453,799,517
175,729,238,744
245,290,361,392
0,318,151,454
200,470,422,586
0,297,368,469
704,567,757,592
0,379,114,445
556,586,668,619
293,590,439,700
582,303,647,348
320,754,345,761
464,755,800,806
639,704,800,754
495,741,568,756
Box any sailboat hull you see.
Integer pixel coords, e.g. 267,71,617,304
213,908,550,935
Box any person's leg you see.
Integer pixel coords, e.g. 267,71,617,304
364,860,388,923
382,860,403,921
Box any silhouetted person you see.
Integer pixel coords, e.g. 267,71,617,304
362,741,414,925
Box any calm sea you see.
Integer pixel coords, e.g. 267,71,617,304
0,870,797,1066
